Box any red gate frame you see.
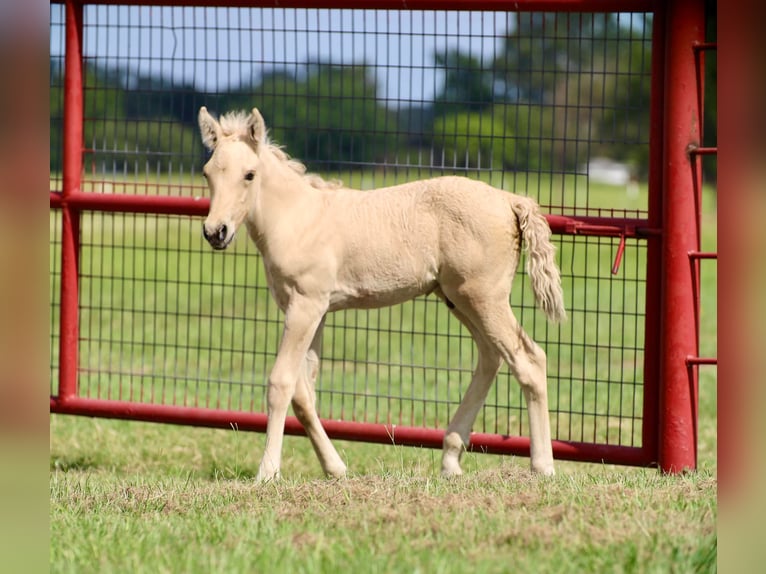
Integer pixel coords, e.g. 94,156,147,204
50,0,712,473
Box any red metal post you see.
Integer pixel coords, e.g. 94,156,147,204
640,3,667,467
57,0,85,402
658,0,705,473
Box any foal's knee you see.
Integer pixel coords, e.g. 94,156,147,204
513,339,548,400
267,374,297,411
291,395,311,423
291,381,318,423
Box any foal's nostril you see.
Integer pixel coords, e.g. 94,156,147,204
203,223,228,242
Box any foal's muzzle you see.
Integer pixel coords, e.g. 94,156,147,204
202,223,231,250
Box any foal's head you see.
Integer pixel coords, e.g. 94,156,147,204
198,107,266,250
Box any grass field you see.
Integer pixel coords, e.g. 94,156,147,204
50,176,717,573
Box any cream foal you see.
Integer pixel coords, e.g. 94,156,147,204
198,107,566,481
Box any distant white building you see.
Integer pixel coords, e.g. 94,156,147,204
584,157,639,197
586,157,632,186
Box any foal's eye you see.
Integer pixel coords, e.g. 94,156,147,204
244,171,255,181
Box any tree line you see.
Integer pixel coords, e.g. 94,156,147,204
51,14,715,180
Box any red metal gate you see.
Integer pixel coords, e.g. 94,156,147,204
50,0,713,472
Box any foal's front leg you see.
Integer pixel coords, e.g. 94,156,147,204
291,318,347,478
256,296,327,482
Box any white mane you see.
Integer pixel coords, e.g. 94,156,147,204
218,111,343,190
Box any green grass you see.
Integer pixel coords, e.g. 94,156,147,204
50,417,717,574
50,175,717,573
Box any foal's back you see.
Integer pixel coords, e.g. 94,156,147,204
320,176,525,311
324,175,520,244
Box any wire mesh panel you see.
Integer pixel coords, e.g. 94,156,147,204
64,217,647,447
50,212,63,397
51,1,665,464
76,212,276,409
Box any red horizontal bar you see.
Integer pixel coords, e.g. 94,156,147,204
546,214,660,238
53,0,659,13
688,251,717,260
51,396,652,467
693,42,718,52
50,191,656,239
50,191,210,216
686,356,717,366
689,147,717,156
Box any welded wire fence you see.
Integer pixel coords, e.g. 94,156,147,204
51,1,671,463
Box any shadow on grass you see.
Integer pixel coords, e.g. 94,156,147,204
50,455,100,473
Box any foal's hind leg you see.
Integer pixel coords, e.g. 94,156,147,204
442,341,502,477
290,318,347,479
440,287,555,476
438,303,502,477
479,306,555,476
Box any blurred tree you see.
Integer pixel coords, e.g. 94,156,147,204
50,60,400,174
430,103,559,172
500,103,556,172
432,50,494,118
547,32,652,174
492,13,621,105
67,63,205,173
82,117,201,174
246,63,401,171
431,110,504,170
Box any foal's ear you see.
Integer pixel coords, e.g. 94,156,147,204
198,106,222,150
247,108,266,147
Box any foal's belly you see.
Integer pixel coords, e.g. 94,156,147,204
328,240,440,311
328,276,438,312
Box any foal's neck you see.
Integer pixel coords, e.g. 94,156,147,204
261,146,317,200
247,147,323,249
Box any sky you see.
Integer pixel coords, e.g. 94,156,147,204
50,4,514,105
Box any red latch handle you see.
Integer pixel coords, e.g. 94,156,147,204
612,234,626,275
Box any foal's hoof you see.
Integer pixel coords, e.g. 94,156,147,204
441,459,464,478
531,461,556,477
441,432,466,478
441,468,464,479
255,470,281,484
324,463,348,480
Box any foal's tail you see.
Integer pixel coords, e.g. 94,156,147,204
512,197,567,323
